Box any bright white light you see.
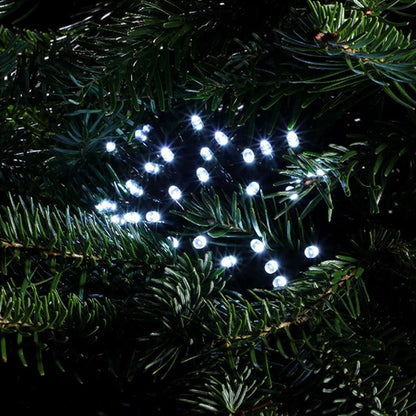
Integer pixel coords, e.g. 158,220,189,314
144,162,160,174
110,215,124,225
246,181,260,196
196,167,210,183
106,141,116,152
191,115,204,131
167,236,179,248
193,235,207,249
242,148,255,164
126,180,144,197
214,131,229,146
287,130,299,148
289,193,299,201
250,239,265,253
146,211,161,223
221,255,237,268
134,129,148,141
95,200,117,212
123,212,141,224
260,139,273,156
142,124,151,133
285,186,294,191
264,260,279,274
316,169,325,176
272,275,288,288
200,147,213,161
161,146,174,162
168,185,182,200
304,245,320,259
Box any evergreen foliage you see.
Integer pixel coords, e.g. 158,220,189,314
1,0,416,414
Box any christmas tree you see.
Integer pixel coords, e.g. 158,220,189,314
1,0,416,414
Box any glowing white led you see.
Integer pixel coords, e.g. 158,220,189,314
242,148,255,164
289,193,299,201
144,162,160,174
126,180,144,197
167,236,179,248
123,212,141,224
221,255,237,268
191,115,204,131
106,141,116,152
161,146,174,162
304,245,320,259
168,185,182,200
316,168,325,176
286,130,299,148
200,147,213,161
95,200,117,212
272,275,288,288
146,211,161,223
264,260,279,274
142,124,151,133
260,139,273,156
246,181,260,196
250,239,265,253
285,185,294,191
110,214,124,225
134,129,148,141
193,235,207,249
196,167,210,183
214,131,229,146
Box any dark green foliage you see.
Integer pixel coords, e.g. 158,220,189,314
1,0,416,414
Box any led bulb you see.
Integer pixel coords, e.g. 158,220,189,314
264,260,279,274
146,211,161,223
126,180,144,197
106,141,116,152
144,162,160,174
286,130,299,148
168,185,182,200
272,275,288,288
289,193,299,201
200,147,213,161
196,167,210,183
142,124,151,133
214,131,229,146
250,239,265,253
123,212,141,224
191,115,204,131
193,235,207,249
134,129,148,141
246,181,260,196
242,148,255,164
316,168,325,176
161,146,174,162
95,200,117,212
167,236,179,248
260,139,273,156
221,255,237,268
110,214,123,225
304,245,320,259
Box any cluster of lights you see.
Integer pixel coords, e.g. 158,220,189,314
97,114,324,289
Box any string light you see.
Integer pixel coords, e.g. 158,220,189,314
196,167,210,183
167,236,179,248
289,193,299,200
272,275,288,288
260,139,273,156
304,245,320,258
123,212,141,224
214,131,229,146
286,130,299,148
221,255,237,268
191,115,204,131
161,146,174,162
110,214,124,225
242,148,255,164
106,141,116,152
264,260,279,274
193,235,207,249
144,162,160,174
168,185,182,200
200,147,214,161
246,181,260,196
316,168,325,176
142,124,151,133
250,239,265,253
126,180,144,197
95,200,117,212
134,129,148,141
146,211,161,223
